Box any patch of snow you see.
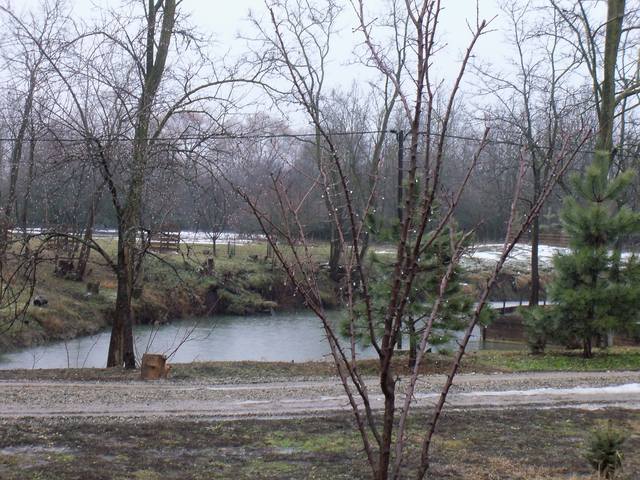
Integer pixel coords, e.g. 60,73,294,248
373,249,396,255
237,400,271,406
11,228,265,245
461,383,640,397
413,383,640,401
462,243,635,274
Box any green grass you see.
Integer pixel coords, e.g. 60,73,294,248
265,430,361,454
468,347,640,372
2,346,639,382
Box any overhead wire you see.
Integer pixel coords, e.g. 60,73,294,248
0,127,636,159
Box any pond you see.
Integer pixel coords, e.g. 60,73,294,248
0,311,522,370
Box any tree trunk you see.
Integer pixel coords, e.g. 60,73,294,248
20,128,36,231
75,204,96,281
378,357,395,480
4,71,37,224
583,337,593,359
408,319,417,369
595,0,626,154
328,224,342,281
107,228,136,369
529,215,540,306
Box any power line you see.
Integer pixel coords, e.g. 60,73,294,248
0,128,636,159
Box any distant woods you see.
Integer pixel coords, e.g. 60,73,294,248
0,2,636,247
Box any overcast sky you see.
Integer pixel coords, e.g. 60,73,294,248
63,0,509,90
184,1,512,124
11,0,534,127
190,0,507,84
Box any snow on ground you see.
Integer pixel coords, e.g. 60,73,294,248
178,231,265,245
374,243,568,273
457,383,640,397
11,227,636,273
461,243,569,274
375,242,637,275
11,228,265,246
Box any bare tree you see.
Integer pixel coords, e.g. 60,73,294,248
220,1,591,479
250,0,401,281
101,0,179,368
1,0,264,368
477,1,589,305
0,0,64,251
549,0,640,152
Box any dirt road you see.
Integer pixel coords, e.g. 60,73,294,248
2,371,638,419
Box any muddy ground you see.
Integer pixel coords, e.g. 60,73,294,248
0,408,638,479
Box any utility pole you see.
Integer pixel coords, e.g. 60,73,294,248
391,129,405,350
391,129,405,229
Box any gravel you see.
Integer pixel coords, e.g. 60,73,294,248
1,370,639,419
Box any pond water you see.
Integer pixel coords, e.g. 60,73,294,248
0,311,522,370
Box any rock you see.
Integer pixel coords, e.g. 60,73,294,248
33,295,48,307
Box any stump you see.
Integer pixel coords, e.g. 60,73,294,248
86,282,100,295
140,354,171,380
201,257,214,276
55,260,74,277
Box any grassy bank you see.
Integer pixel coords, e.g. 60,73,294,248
2,238,623,359
0,347,638,382
0,241,336,352
0,408,637,479
0,352,470,382
467,347,640,372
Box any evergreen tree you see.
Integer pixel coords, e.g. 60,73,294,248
348,228,480,368
550,150,640,358
550,0,640,359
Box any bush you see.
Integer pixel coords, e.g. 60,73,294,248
520,306,556,354
584,422,627,479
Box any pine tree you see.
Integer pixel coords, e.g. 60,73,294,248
550,0,640,359
347,228,478,368
550,151,640,358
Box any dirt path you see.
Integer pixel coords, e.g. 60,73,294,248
2,371,639,419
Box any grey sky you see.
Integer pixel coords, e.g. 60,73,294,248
183,1,511,125
190,1,507,84
65,0,509,91
13,0,533,127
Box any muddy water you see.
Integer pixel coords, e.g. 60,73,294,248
0,311,522,369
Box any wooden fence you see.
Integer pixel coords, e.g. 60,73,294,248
148,225,181,252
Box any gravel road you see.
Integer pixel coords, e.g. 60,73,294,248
2,371,639,419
